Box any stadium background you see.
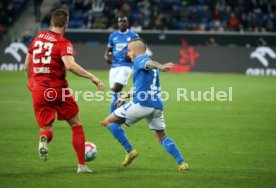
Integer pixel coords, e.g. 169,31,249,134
0,0,275,188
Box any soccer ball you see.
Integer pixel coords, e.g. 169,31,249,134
85,141,97,162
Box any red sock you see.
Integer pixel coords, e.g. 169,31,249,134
72,125,85,165
38,130,53,143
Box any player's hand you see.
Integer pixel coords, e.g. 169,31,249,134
115,97,126,108
92,78,105,91
96,81,105,91
105,52,113,64
162,62,175,72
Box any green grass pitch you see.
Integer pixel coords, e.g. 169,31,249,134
0,71,275,188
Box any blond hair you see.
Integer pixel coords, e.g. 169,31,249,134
129,38,147,53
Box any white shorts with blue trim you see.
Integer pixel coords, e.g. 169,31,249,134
109,66,132,89
113,102,166,130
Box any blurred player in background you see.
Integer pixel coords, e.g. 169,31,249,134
101,38,189,171
24,9,105,173
103,16,138,162
104,16,139,113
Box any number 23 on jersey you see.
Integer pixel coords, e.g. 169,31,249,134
33,41,53,64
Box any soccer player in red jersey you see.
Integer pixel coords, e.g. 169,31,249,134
24,9,105,173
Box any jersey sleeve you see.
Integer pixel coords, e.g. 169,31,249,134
107,33,113,48
135,56,151,70
60,41,74,57
133,33,139,39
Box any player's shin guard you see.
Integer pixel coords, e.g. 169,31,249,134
108,123,133,152
110,92,120,113
38,130,53,143
161,136,185,165
71,125,85,165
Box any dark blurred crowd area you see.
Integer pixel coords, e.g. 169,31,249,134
41,0,276,32
1,0,275,45
0,0,30,41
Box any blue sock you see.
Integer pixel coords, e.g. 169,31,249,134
161,136,185,165
108,123,133,152
110,92,120,113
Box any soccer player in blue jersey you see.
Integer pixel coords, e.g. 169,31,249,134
104,16,139,112
103,16,139,163
101,38,189,171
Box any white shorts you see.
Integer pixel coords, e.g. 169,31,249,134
113,102,166,131
109,66,132,89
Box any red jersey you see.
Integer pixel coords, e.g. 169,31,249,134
28,30,74,90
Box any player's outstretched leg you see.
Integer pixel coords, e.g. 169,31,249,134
160,136,189,171
38,130,53,161
107,123,138,166
71,125,93,173
110,92,120,113
108,123,133,152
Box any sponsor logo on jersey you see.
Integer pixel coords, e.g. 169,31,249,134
115,43,127,51
67,46,73,54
